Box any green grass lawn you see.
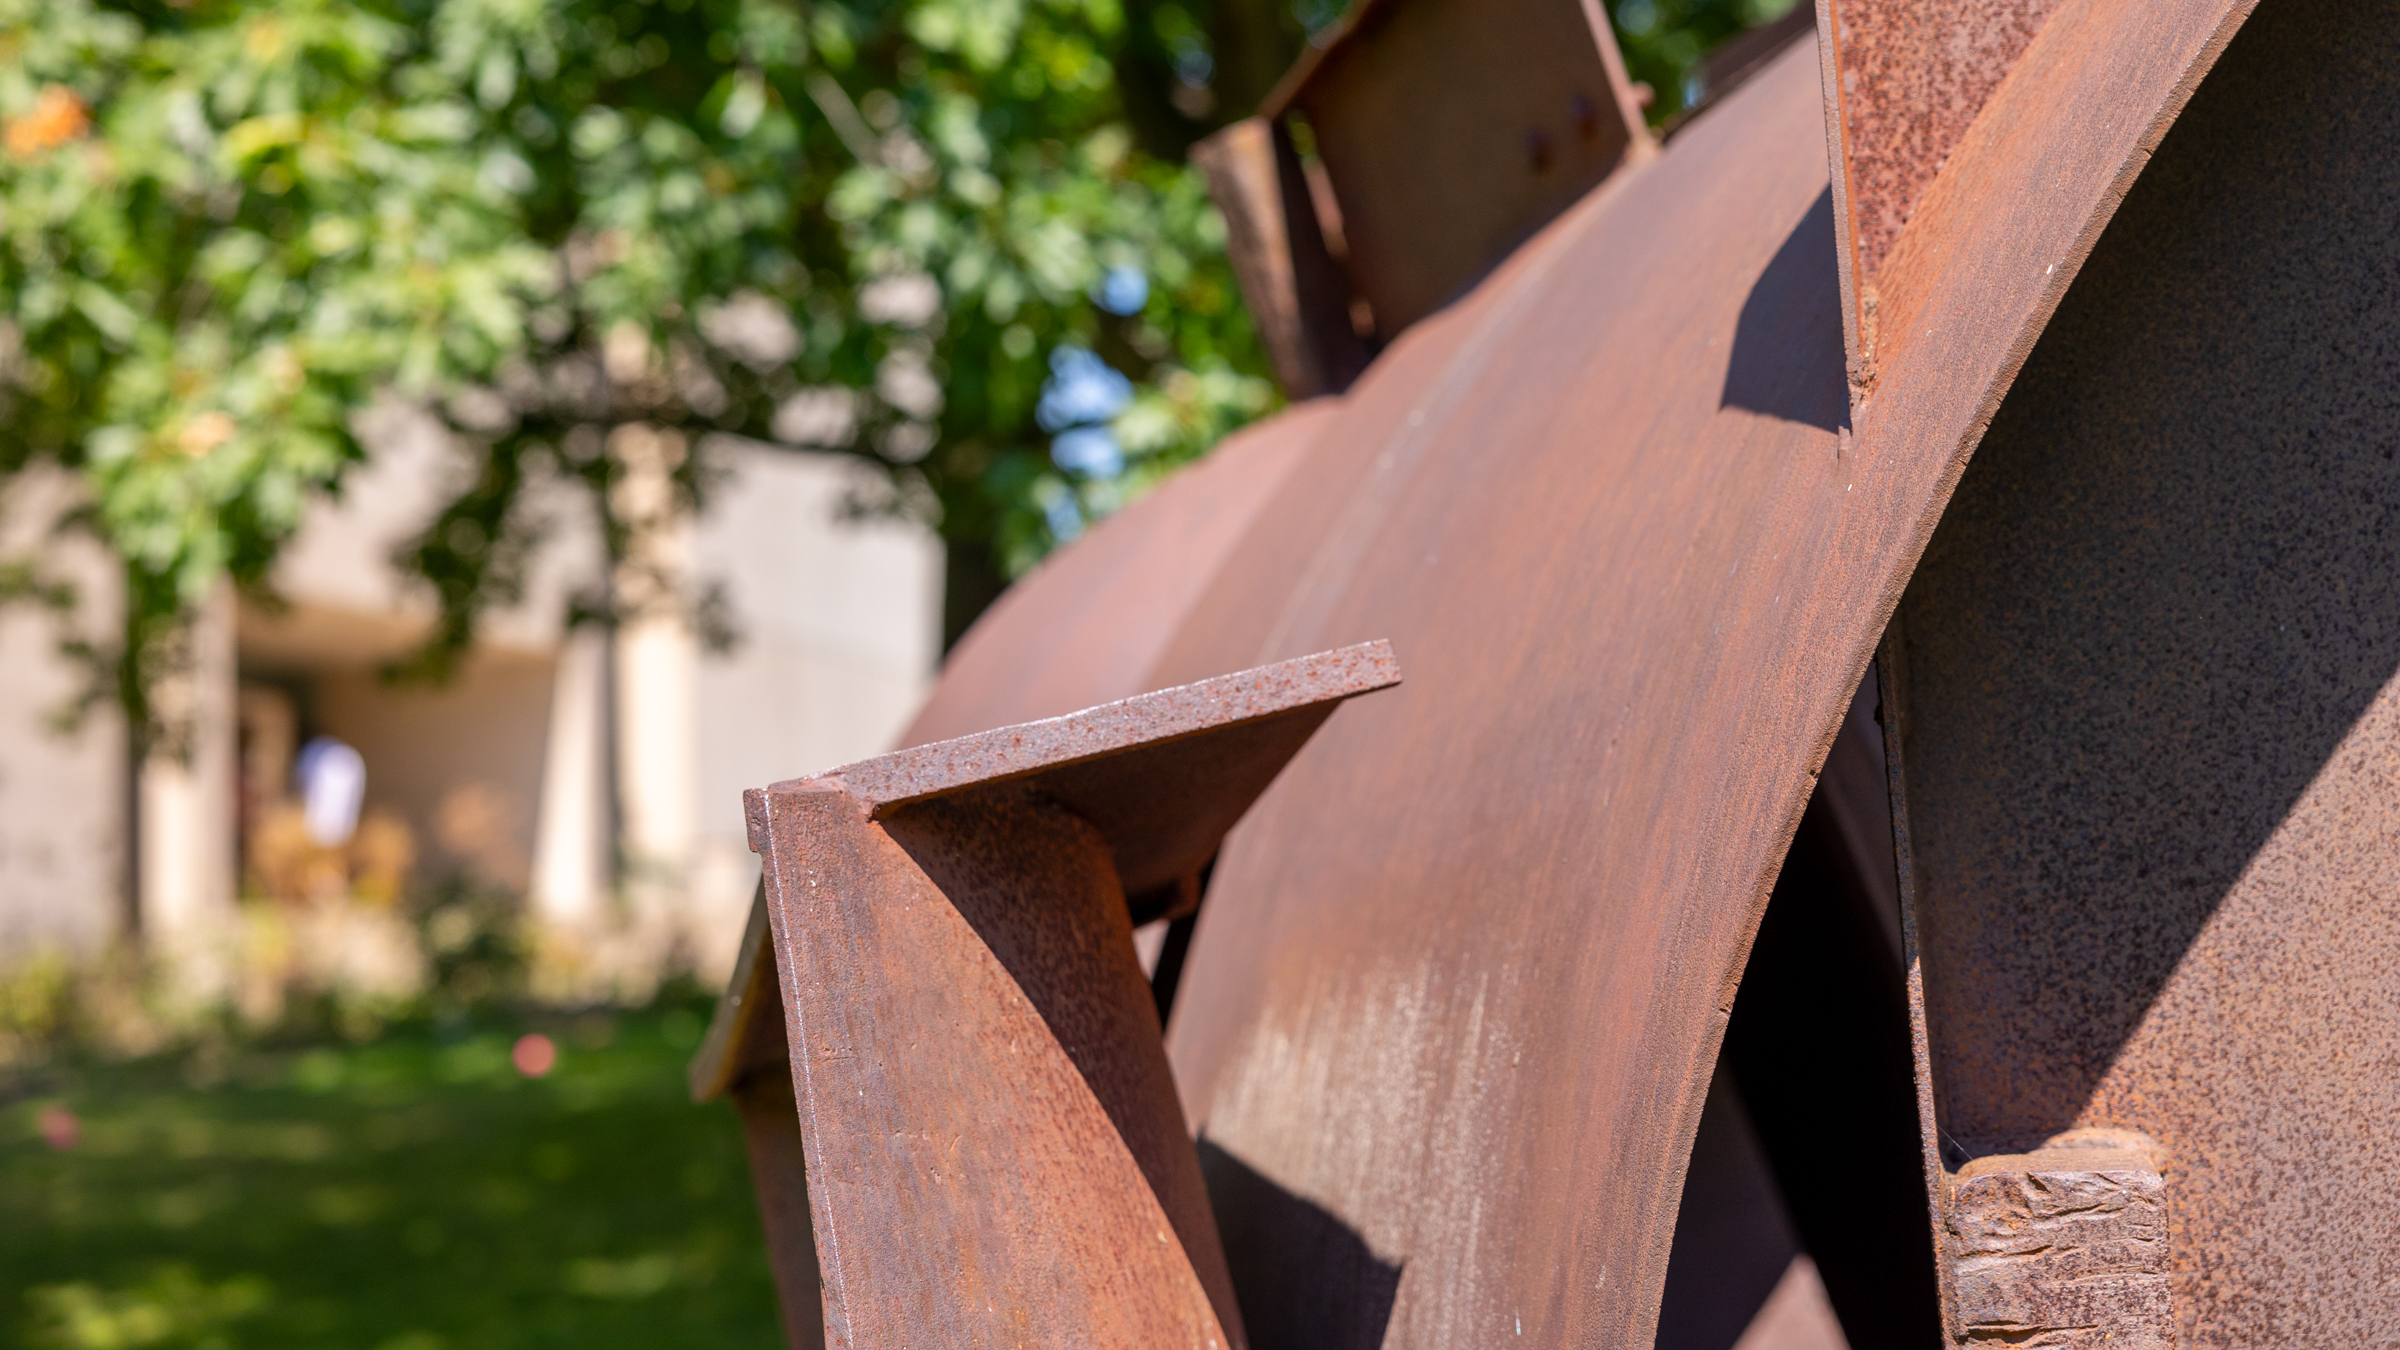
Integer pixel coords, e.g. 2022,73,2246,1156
1,1000,783,1349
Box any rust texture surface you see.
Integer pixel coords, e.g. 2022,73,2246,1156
1192,119,1372,398
1890,0,2400,1340
1819,0,2058,288
1150,47,1866,1347
839,640,1395,895
1192,118,1317,396
1284,0,1648,336
827,640,1396,815
777,0,2332,1335
882,0,2259,1331
738,647,1395,1345
1852,0,2249,398
755,781,1239,1347
1136,1,2251,1342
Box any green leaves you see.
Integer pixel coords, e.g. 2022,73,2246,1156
1609,0,1801,120
1,0,1277,724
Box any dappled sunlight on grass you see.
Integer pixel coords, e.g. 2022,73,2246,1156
28,1266,269,1350
3,1002,779,1349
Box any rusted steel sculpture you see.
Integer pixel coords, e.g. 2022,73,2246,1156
700,0,2398,1343
693,643,1401,1347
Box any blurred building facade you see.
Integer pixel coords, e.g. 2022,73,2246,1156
0,404,941,985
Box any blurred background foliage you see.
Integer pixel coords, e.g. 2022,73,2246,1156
1612,0,1798,118
0,0,1768,731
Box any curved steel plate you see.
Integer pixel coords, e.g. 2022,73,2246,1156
867,0,2268,1341
1153,47,1855,1345
1129,0,2252,1338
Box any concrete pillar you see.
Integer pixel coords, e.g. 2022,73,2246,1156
529,625,612,930
139,582,239,969
609,423,701,968
614,607,699,940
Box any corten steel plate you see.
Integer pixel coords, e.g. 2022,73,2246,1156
1269,0,1651,338
1192,119,1372,399
1813,0,2062,379
1146,45,1863,1347
1886,0,2400,1340
708,645,1399,1348
1107,3,2259,1344
843,640,1401,895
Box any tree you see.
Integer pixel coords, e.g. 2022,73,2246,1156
0,0,1279,747
0,0,1769,747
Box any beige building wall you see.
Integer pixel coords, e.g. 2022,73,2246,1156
240,397,598,920
0,408,942,982
267,398,599,652
246,427,941,982
685,441,943,975
0,468,127,957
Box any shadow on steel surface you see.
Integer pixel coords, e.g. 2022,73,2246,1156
1719,188,1848,433
1199,1137,1403,1350
1148,856,1217,1026
884,788,1191,1182
1896,0,2400,1332
1654,677,1934,1350
1655,1069,1803,1350
1898,0,2400,1146
1722,787,1935,1350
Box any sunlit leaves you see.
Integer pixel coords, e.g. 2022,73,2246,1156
0,0,1277,717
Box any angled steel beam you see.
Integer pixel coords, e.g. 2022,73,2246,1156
694,643,1401,1347
1191,117,1370,399
1244,0,1651,346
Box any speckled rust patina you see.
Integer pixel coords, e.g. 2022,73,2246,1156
821,2,2277,1340
1143,46,1892,1347
1815,0,2058,320
838,642,1395,817
701,646,1397,1347
1889,0,2400,1340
